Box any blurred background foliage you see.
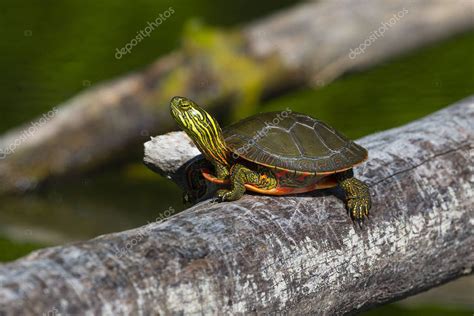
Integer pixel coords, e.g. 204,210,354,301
0,0,472,314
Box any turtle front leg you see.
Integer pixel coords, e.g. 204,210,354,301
213,161,229,179
217,164,257,201
337,169,372,220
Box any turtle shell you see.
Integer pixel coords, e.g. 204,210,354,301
223,112,367,174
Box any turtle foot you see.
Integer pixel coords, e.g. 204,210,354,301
347,197,371,221
216,189,244,201
338,174,372,221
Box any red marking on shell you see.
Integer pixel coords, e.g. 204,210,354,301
296,173,309,182
275,170,289,178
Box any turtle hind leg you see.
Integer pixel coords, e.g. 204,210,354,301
336,169,372,220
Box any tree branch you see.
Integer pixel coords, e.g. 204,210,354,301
0,97,472,315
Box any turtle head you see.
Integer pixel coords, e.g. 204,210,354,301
170,96,230,166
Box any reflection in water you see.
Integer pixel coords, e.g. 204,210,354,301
0,165,183,246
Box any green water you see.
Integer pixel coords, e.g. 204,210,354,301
0,0,296,133
363,304,472,316
0,0,297,252
260,31,474,139
0,1,473,314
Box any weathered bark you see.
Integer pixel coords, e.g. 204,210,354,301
1,0,473,194
0,97,472,315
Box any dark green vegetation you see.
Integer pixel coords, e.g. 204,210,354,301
0,0,296,133
0,237,43,262
0,1,472,314
363,304,472,316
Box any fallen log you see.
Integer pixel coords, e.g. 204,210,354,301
0,97,472,315
1,0,473,194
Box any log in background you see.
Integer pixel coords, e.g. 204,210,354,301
0,97,472,315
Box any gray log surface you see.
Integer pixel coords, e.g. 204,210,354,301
1,0,473,194
0,97,473,315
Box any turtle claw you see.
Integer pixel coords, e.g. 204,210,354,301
347,198,370,221
216,189,231,201
208,197,220,204
216,189,227,197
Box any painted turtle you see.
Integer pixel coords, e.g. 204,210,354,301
170,96,371,220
